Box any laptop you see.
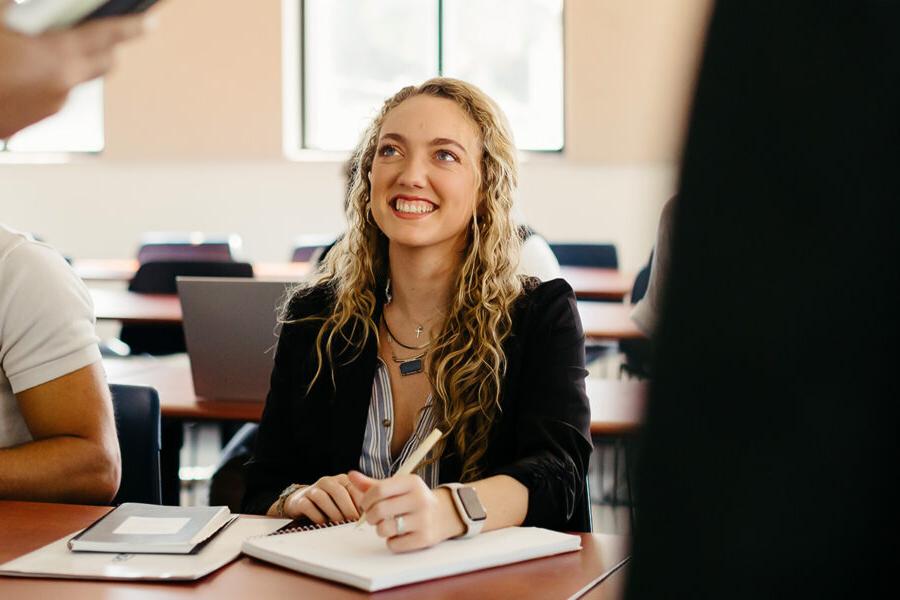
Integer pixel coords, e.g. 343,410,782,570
177,277,294,401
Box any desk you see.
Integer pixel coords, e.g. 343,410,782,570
74,258,629,301
104,356,647,435
561,266,632,301
0,501,629,599
104,355,262,421
74,259,312,282
586,379,647,437
91,289,645,341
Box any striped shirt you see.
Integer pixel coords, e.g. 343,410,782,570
359,359,440,488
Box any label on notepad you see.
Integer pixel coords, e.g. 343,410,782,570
113,516,191,535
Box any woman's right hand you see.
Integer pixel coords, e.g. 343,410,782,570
284,473,364,523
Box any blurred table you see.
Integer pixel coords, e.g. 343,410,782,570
74,258,630,301
74,259,312,282
91,289,644,340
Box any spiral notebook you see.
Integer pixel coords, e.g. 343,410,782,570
241,520,582,592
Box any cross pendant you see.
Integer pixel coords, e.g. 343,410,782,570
415,325,424,340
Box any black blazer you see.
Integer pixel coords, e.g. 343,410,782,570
243,278,593,531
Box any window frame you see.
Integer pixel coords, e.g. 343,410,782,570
281,0,567,161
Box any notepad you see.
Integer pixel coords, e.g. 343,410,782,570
241,522,582,592
0,517,289,581
67,503,234,554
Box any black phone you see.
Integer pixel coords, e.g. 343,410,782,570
85,0,162,21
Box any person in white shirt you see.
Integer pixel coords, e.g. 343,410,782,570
510,206,561,282
0,225,120,503
631,197,675,337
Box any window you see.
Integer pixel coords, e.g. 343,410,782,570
0,80,104,155
289,0,564,153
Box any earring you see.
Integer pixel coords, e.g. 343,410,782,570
385,277,392,304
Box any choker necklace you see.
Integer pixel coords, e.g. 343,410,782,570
382,313,430,350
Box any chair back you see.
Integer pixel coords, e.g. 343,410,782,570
110,384,162,505
122,261,254,354
128,261,254,294
630,250,654,304
137,233,241,264
549,243,619,269
291,234,339,262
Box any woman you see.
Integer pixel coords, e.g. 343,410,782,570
243,78,591,552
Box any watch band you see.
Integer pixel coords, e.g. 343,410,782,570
439,483,486,538
274,483,306,518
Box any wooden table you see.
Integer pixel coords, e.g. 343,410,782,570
104,356,647,435
586,379,647,437
104,355,262,422
91,289,645,340
73,258,630,301
0,501,629,599
91,290,182,325
74,259,313,282
561,266,632,301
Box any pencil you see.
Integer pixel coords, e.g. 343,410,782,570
356,428,443,528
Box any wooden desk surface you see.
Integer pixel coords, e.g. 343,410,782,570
74,259,313,282
91,288,644,341
104,355,262,422
561,266,632,301
0,501,629,600
74,258,629,301
586,379,647,437
104,355,646,435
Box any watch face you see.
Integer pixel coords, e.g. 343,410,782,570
458,487,487,521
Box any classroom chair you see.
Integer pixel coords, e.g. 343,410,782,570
290,234,339,263
137,232,242,264
110,384,162,505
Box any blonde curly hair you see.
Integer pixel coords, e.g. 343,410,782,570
288,77,522,482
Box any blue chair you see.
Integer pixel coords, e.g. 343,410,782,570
549,243,619,269
110,384,162,505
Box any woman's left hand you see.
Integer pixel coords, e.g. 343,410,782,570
348,471,464,552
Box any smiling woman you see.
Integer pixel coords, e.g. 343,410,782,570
244,78,591,553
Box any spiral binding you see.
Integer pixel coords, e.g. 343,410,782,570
270,519,354,536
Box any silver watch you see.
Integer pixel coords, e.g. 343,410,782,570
439,483,487,538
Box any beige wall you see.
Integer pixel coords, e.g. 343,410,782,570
104,0,283,159
566,0,711,162
2,0,711,272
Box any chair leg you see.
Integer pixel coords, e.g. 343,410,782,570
612,440,622,505
160,418,183,505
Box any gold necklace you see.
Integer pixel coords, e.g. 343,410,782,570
382,316,427,376
382,312,430,350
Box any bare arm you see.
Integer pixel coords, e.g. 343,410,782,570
0,8,148,138
0,362,121,504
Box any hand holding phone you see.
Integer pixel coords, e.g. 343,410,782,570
4,0,160,35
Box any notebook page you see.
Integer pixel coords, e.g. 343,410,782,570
244,523,581,591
